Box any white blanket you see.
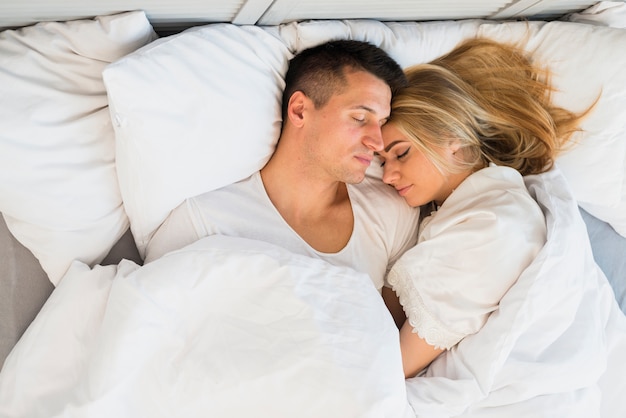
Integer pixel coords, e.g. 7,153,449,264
405,168,626,418
1,169,625,418
0,236,412,418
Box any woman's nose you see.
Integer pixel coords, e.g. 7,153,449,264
382,163,398,185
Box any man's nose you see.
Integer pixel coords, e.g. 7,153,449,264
364,124,384,151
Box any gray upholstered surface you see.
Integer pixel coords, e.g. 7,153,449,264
580,208,626,314
0,215,141,369
0,214,53,369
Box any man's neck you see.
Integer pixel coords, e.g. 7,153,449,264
260,154,348,222
259,152,354,253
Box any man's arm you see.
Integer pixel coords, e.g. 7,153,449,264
382,286,405,329
144,201,200,263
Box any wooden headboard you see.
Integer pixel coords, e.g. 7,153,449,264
0,0,606,33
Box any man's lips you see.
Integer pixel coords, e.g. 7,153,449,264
355,155,373,166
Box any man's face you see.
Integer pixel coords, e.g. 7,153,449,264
302,69,392,184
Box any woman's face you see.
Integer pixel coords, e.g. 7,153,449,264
378,123,457,207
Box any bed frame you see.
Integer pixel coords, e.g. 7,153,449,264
0,0,605,33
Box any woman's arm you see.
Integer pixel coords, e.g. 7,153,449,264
399,320,445,378
382,286,445,378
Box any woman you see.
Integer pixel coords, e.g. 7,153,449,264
377,38,593,378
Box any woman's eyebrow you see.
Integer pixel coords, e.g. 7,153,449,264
381,140,406,153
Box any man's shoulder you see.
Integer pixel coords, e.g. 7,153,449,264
191,172,260,202
349,175,420,264
348,175,420,222
349,175,406,204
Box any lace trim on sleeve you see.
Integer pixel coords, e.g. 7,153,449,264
387,266,466,350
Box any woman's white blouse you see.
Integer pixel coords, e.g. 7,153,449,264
387,165,547,350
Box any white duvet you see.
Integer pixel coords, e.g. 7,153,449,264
1,168,625,418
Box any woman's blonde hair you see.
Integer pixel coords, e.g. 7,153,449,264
389,38,593,176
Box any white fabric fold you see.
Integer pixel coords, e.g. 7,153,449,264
403,167,626,418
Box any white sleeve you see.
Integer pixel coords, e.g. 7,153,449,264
387,198,545,350
144,200,200,263
356,176,420,279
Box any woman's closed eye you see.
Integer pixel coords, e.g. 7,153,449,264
379,147,410,167
397,147,410,160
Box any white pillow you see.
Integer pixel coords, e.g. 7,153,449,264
0,11,156,284
276,19,483,68
476,21,626,237
278,19,626,237
580,176,626,237
103,24,290,257
103,19,487,256
566,1,626,28
106,19,626,255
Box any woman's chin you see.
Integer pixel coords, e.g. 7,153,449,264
405,197,422,208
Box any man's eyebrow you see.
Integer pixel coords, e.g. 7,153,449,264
352,105,391,124
352,104,390,115
351,105,375,113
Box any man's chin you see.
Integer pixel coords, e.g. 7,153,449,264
344,172,367,184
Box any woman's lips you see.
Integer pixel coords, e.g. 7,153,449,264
396,185,412,196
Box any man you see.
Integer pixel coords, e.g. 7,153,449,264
145,40,419,293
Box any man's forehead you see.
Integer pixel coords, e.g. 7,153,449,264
340,74,391,108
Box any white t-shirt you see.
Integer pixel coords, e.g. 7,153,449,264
387,165,547,349
145,172,420,291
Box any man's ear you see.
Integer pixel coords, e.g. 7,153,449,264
287,91,307,128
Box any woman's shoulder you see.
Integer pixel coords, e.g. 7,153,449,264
463,164,526,193
446,165,537,213
424,165,545,240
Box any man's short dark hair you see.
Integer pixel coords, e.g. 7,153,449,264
281,39,407,119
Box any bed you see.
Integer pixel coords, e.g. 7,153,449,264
1,1,626,417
